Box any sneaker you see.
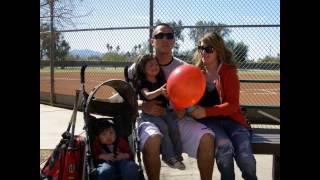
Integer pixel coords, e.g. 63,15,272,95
164,158,186,170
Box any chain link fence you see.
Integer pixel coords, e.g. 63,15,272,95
40,0,279,107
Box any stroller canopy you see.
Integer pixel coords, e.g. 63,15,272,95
85,79,138,138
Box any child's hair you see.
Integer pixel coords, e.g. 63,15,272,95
132,53,165,90
94,119,119,154
94,118,117,137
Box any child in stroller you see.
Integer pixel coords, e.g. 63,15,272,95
40,65,145,180
92,119,140,180
81,66,145,180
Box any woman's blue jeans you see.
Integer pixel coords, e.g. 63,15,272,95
200,118,257,180
96,160,140,180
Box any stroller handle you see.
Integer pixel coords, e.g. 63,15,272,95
80,65,87,84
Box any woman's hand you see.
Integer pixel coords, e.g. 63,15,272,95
190,106,206,119
98,153,115,161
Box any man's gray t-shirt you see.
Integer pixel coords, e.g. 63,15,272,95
127,57,214,158
127,57,186,81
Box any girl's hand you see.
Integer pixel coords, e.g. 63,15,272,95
115,153,130,160
98,153,115,161
160,83,168,98
190,106,206,119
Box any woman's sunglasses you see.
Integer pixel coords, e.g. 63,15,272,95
197,45,214,53
153,32,175,40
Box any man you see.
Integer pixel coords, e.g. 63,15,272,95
127,23,215,180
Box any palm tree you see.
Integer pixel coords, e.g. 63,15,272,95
106,43,110,52
137,44,141,53
133,45,138,54
116,45,120,53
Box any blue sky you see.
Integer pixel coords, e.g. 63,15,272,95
59,0,279,60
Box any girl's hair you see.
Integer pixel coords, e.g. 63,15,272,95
95,119,120,154
94,119,116,137
132,53,165,89
192,32,237,70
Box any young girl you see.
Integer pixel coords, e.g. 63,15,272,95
133,54,185,170
191,32,257,180
92,120,140,180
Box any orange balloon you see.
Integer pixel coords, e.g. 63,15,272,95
167,64,206,110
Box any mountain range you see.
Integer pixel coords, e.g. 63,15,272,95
70,49,103,57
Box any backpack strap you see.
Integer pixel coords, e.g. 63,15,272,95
68,90,80,148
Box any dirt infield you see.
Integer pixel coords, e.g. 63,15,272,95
40,72,279,106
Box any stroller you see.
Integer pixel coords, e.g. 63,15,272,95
81,65,145,180
41,65,145,180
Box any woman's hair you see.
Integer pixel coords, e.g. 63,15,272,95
132,53,165,90
192,32,237,70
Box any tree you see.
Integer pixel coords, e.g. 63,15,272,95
188,21,249,63
116,45,120,53
138,42,149,54
106,43,111,52
133,45,138,54
40,0,92,28
258,55,280,64
40,23,51,60
40,22,70,62
102,52,127,61
56,37,70,61
137,44,141,53
189,21,231,46
225,40,248,63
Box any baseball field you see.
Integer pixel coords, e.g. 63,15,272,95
40,67,279,106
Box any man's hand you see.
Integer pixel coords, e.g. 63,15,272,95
141,100,165,116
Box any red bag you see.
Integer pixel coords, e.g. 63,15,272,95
41,90,86,180
41,135,86,180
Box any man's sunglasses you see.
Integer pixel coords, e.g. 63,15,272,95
197,45,214,53
153,33,174,40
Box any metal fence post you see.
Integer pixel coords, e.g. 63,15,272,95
49,0,56,105
149,0,154,54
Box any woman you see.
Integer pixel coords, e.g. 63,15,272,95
190,32,257,180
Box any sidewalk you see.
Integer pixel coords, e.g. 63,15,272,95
40,104,272,179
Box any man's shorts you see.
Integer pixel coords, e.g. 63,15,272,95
137,116,215,158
